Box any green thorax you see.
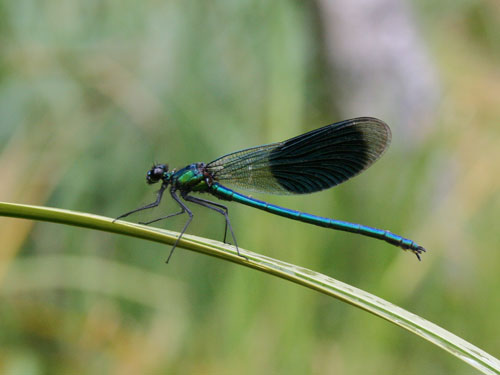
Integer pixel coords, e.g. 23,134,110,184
171,163,209,192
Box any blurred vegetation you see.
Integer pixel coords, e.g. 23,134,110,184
0,0,499,374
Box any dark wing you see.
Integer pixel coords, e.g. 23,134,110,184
206,117,391,194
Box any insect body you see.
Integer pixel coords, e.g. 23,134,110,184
116,118,426,263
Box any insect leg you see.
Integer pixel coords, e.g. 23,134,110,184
165,190,193,263
183,195,229,243
183,193,247,261
114,184,166,222
139,204,185,225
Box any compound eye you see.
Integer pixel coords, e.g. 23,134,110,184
146,164,168,184
154,167,164,176
146,170,159,184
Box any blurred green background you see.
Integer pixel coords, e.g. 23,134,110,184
0,0,499,374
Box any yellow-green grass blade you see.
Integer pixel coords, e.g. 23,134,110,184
0,201,499,375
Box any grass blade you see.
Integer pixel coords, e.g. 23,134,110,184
0,201,499,374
